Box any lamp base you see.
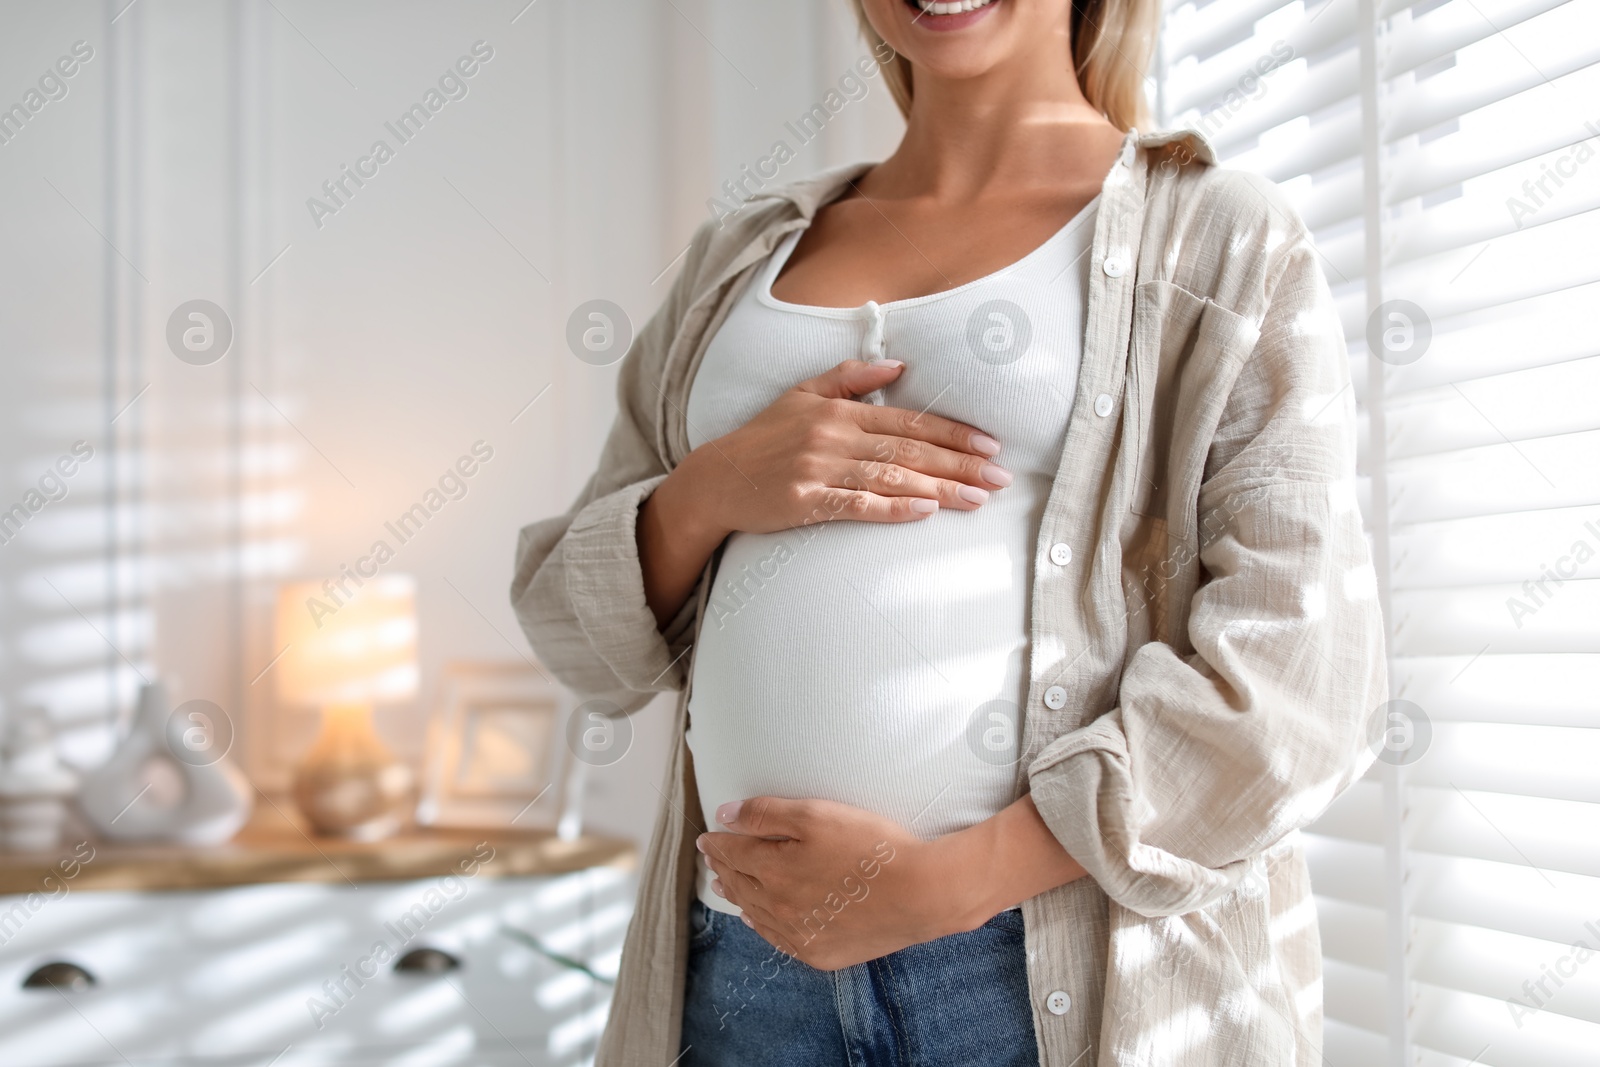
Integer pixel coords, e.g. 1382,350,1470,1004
293,703,414,840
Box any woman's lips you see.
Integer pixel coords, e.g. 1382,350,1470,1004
902,0,1003,33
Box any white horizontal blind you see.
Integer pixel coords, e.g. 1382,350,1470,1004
1157,0,1600,1063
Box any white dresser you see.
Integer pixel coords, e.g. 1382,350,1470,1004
0,820,635,1067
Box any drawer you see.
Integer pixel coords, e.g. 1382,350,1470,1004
0,887,189,1066
0,865,634,1067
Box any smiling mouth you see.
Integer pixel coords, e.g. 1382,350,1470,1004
903,0,1001,17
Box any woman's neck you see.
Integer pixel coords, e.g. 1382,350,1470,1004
864,35,1125,204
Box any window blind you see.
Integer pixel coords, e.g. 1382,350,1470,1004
1157,0,1600,1063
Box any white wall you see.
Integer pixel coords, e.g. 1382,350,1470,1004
0,0,904,850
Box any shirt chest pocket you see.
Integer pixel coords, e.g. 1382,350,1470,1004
1125,280,1259,520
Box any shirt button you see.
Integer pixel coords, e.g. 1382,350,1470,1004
1043,686,1067,710
1102,255,1128,278
1094,393,1114,417
1047,990,1072,1015
1049,543,1072,566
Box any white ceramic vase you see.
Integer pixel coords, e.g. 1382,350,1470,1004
77,682,253,845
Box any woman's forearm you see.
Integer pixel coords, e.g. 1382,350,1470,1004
637,452,730,628
938,794,1087,930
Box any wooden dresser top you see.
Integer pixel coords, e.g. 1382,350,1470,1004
0,804,634,894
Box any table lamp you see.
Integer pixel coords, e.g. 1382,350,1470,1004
274,574,419,840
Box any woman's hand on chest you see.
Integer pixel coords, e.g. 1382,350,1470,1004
677,357,1010,535
638,358,1011,625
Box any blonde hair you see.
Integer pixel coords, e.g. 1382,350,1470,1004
846,0,1159,132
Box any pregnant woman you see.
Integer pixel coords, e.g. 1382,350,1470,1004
513,0,1386,1063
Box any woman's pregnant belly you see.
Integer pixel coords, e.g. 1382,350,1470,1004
684,489,1037,849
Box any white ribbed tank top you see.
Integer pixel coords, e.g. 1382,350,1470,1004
684,197,1099,915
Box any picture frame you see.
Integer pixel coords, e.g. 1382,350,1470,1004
415,660,584,838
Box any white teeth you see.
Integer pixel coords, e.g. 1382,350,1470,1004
917,0,996,14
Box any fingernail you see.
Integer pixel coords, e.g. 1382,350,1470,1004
695,835,708,854
957,485,989,505
910,498,939,514
740,914,754,927
981,464,1013,488
715,801,742,825
878,359,905,369
712,878,726,898
971,433,1001,457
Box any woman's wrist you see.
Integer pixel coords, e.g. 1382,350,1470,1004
925,795,1088,936
925,820,1012,935
648,450,731,554
637,449,732,627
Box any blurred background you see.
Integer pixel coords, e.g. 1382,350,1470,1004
0,0,1595,1065
0,0,900,827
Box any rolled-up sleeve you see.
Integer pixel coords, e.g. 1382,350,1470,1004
1027,227,1389,918
509,226,710,710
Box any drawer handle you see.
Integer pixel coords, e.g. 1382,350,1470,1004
393,947,460,974
23,962,96,992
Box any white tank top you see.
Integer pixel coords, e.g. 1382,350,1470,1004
683,197,1098,915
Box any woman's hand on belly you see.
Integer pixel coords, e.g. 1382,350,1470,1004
639,359,1012,626
697,792,1087,971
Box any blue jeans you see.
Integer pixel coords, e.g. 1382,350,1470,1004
680,899,1039,1066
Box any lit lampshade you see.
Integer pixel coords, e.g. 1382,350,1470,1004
274,575,419,840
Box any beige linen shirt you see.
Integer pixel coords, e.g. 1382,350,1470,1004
511,127,1388,1066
